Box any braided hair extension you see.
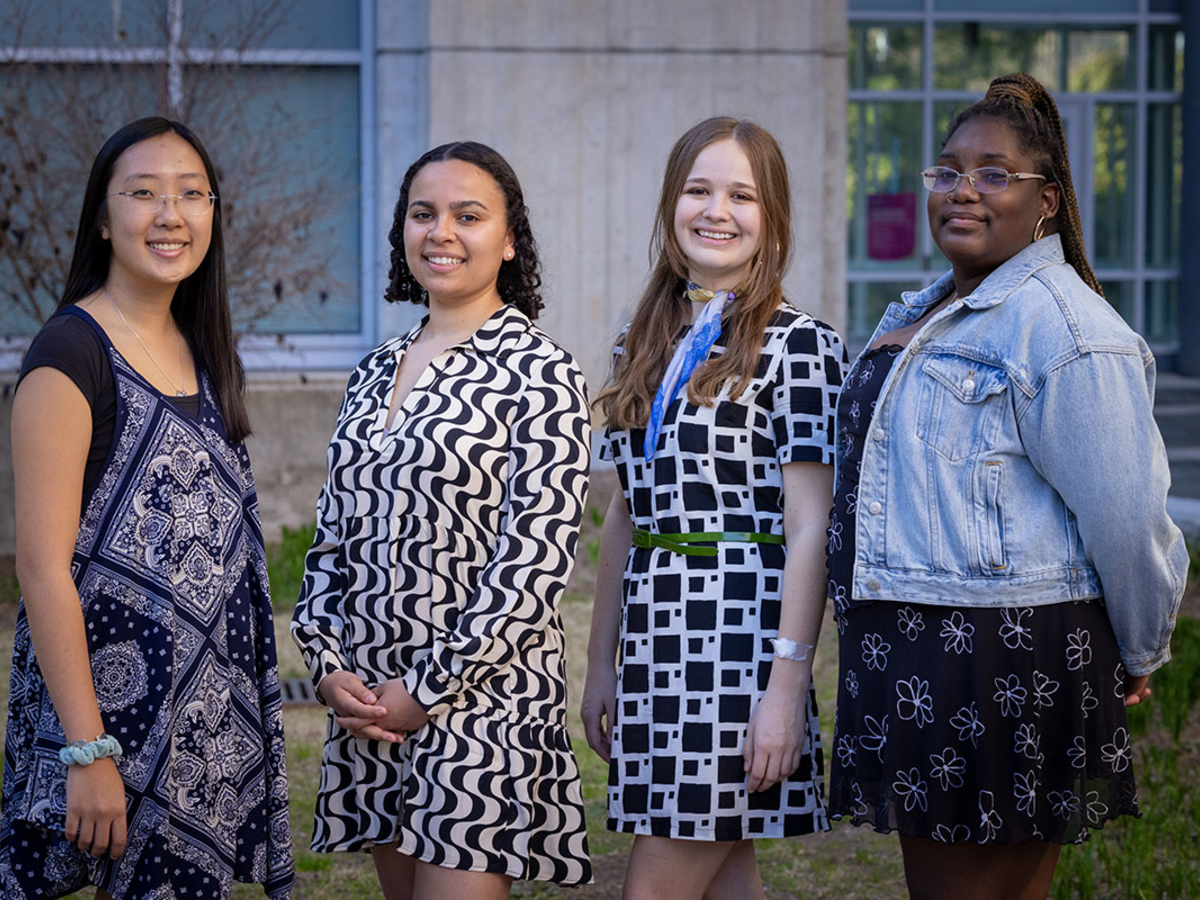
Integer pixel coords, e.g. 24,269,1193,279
384,141,545,319
944,73,1103,297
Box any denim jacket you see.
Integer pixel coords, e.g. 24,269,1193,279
842,235,1188,675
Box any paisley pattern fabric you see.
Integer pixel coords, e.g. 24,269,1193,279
601,304,846,841
827,345,1139,844
291,305,592,885
0,307,293,899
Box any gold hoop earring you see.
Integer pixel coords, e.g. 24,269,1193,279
1033,215,1046,243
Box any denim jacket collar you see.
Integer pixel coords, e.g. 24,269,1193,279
900,234,1066,315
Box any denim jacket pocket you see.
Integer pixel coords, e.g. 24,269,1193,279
916,354,1009,461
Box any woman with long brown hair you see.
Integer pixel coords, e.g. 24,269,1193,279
582,117,847,899
826,74,1187,899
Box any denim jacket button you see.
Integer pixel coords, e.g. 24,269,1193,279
868,501,883,515
872,428,885,442
867,579,881,592
962,377,976,392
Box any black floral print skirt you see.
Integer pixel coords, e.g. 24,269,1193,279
829,598,1139,844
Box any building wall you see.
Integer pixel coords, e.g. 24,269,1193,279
0,0,849,555
377,0,850,385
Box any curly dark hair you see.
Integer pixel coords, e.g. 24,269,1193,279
384,141,544,319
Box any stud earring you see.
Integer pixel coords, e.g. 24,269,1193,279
504,249,514,260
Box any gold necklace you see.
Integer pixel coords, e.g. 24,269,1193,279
104,287,188,396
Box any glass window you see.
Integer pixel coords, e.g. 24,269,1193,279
1091,103,1136,269
934,26,1062,92
1149,26,1184,92
847,280,924,344
847,102,923,270
936,0,1137,9
1067,29,1135,92
0,0,166,48
1145,103,1181,270
1100,280,1135,328
187,66,362,334
186,0,360,51
0,64,162,334
1144,280,1178,343
850,0,923,10
849,24,922,91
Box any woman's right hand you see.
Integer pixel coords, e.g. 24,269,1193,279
65,758,127,858
581,664,617,763
318,670,389,722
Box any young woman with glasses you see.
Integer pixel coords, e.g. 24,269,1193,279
291,141,592,899
582,117,846,899
825,73,1187,898
0,118,293,898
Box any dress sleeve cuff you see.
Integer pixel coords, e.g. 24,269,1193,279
401,656,456,718
311,649,351,705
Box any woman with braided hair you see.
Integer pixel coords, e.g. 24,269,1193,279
826,73,1187,898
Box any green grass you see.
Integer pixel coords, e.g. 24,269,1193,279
0,506,1195,898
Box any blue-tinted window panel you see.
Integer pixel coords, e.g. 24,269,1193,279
849,24,922,91
1149,0,1180,11
185,0,359,51
1098,280,1134,329
0,64,163,336
1149,26,1184,92
185,66,361,334
935,25,1062,92
846,280,924,345
1146,103,1181,269
1144,280,1178,344
1092,103,1136,269
847,102,924,271
850,0,923,10
0,0,167,48
936,0,1137,10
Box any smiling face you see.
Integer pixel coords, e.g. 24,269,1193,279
101,132,214,296
929,116,1060,293
672,138,763,291
402,159,515,310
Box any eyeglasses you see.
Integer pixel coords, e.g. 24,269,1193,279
110,189,217,216
921,166,1047,194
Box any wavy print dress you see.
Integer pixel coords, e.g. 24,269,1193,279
0,307,294,900
291,305,592,885
601,305,846,841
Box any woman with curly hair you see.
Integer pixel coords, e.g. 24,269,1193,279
292,141,592,898
826,73,1188,898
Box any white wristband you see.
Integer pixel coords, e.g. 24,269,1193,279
771,637,813,662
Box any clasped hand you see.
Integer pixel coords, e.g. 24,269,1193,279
320,671,430,743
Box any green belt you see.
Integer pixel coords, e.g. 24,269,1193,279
631,528,785,557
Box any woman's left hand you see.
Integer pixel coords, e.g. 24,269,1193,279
336,678,431,741
744,672,809,793
1123,672,1153,707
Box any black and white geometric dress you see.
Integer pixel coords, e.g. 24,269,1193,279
601,304,846,841
291,304,592,884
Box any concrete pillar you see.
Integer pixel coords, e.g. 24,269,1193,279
378,0,848,386
1179,1,1200,374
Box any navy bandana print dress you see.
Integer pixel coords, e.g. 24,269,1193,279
0,307,293,899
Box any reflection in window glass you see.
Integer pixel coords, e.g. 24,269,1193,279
188,66,362,334
1145,104,1181,269
1149,27,1184,92
1144,280,1178,343
847,281,923,344
1099,280,1134,328
849,24,922,90
1066,29,1134,91
1092,103,1135,269
934,26,1061,91
847,102,923,269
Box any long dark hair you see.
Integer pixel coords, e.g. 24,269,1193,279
60,116,251,442
943,73,1102,297
384,141,544,319
597,117,793,430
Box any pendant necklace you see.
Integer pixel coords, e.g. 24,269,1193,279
105,287,188,396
